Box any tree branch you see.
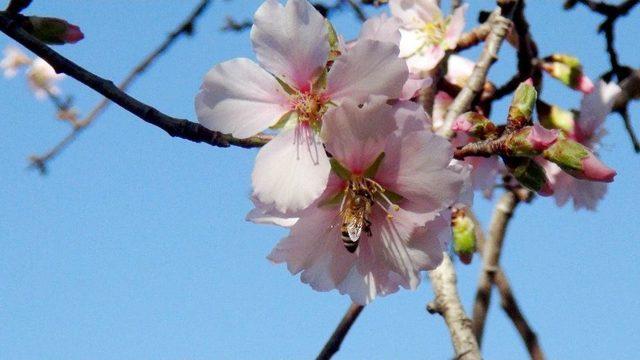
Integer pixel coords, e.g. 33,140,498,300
28,0,215,173
0,10,269,156
427,253,482,360
437,7,511,137
472,190,519,345
494,268,545,360
316,303,364,360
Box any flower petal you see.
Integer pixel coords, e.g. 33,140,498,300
252,125,330,213
327,40,408,103
443,3,468,49
251,0,329,91
389,0,441,29
377,130,464,212
359,13,401,45
577,80,621,140
195,58,290,138
321,97,397,174
405,44,445,74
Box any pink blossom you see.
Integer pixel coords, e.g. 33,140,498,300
544,81,621,210
445,54,474,87
526,124,558,152
390,0,468,74
26,58,64,100
1,46,31,78
265,97,468,304
575,74,595,94
195,0,408,213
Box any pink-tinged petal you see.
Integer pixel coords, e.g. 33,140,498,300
359,13,401,45
246,197,299,227
322,97,397,173
63,24,84,44
405,44,445,74
432,91,453,130
251,0,329,91
195,58,290,138
267,195,355,291
445,55,474,87
252,125,331,213
465,156,502,198
377,130,464,212
400,74,432,100
527,124,559,152
327,40,408,103
543,160,606,210
452,115,473,133
577,80,621,140
576,74,595,94
443,3,468,49
448,160,474,206
389,0,441,29
391,100,430,134
578,152,616,182
398,28,424,58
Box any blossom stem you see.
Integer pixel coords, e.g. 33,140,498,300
316,303,364,360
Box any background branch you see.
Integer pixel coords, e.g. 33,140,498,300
0,11,269,153
28,0,213,173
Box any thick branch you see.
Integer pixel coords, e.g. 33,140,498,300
316,303,364,360
438,8,511,137
428,253,482,360
494,269,545,360
472,191,519,345
0,11,268,153
29,0,214,172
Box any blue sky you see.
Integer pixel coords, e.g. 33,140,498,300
1,1,638,359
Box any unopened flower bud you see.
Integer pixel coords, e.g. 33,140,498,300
536,101,575,133
506,157,553,196
542,139,616,182
542,54,594,94
452,112,498,140
452,208,476,265
505,124,558,157
26,16,84,45
507,81,537,127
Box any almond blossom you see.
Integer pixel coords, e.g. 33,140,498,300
263,97,469,304
1,46,31,78
542,81,621,210
195,0,408,214
26,57,64,100
390,0,467,74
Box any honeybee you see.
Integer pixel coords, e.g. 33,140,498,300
340,186,374,253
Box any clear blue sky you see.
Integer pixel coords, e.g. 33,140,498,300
1,1,638,359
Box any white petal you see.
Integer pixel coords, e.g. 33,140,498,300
252,126,330,213
327,40,408,103
251,0,329,91
195,58,290,138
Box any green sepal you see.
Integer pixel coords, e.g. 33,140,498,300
542,138,589,172
312,69,328,93
275,76,298,96
317,190,345,208
508,82,537,125
453,216,476,255
330,158,352,181
364,152,385,179
269,111,297,130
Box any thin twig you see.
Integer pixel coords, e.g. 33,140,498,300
455,22,492,52
438,7,511,137
28,0,214,172
494,269,545,360
0,10,269,158
316,303,364,360
427,253,482,360
345,0,367,22
620,108,640,153
471,191,519,346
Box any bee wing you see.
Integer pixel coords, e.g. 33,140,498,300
346,207,366,242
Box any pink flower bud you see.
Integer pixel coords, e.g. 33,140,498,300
576,152,616,182
63,24,84,44
576,74,595,94
538,179,554,197
452,115,473,133
527,124,558,152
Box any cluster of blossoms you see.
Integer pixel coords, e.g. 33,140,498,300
195,0,471,304
194,0,619,303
